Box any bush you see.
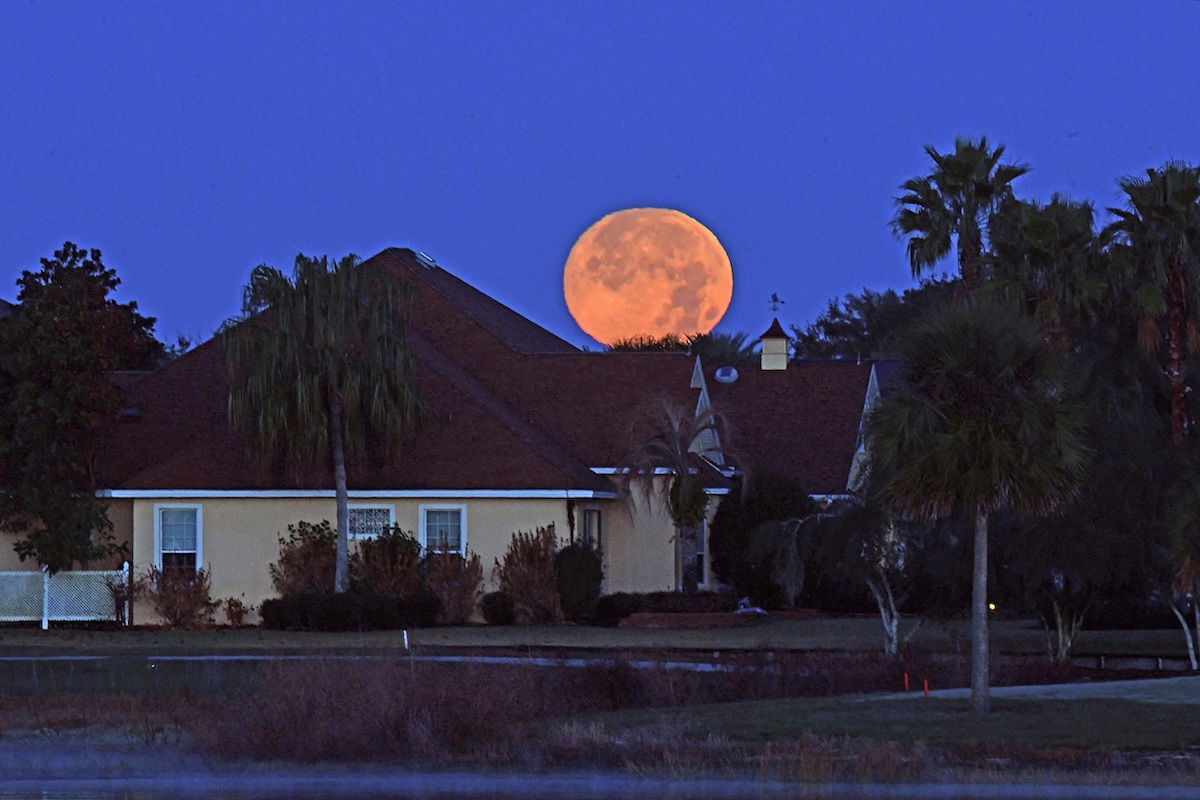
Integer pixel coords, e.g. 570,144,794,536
493,524,561,624
105,569,146,626
555,543,603,621
480,591,515,625
259,591,441,631
146,565,219,629
223,595,252,626
708,475,816,608
350,527,423,598
643,590,736,614
425,552,483,625
592,592,648,626
270,520,336,597
396,590,442,628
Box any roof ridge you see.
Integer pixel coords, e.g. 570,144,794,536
380,249,578,355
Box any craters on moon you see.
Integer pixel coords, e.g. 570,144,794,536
563,208,733,346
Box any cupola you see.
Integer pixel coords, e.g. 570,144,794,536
759,318,789,371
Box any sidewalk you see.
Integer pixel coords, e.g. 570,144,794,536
915,674,1200,704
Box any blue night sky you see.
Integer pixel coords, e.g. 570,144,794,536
2,2,1197,348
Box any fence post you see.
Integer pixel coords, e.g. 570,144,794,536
125,561,133,627
41,565,49,631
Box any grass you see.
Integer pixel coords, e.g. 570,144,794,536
2,614,1199,782
601,694,1200,751
2,614,1189,658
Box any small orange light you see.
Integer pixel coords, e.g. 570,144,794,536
988,603,996,611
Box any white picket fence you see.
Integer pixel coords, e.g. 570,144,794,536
0,563,129,629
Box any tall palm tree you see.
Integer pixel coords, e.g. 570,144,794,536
893,137,1029,295
867,301,1090,713
1105,162,1200,445
987,195,1108,350
221,255,423,593
623,397,724,593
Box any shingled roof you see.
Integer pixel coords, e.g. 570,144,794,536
94,248,870,497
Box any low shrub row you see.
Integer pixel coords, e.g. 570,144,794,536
260,591,441,631
593,590,737,626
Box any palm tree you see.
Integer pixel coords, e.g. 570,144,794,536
221,255,423,593
1105,162,1200,445
893,137,1029,295
987,195,1107,350
688,331,759,365
867,301,1090,713
623,397,724,593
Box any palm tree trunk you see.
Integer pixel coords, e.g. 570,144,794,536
971,509,990,714
679,525,699,594
1166,256,1190,445
330,395,350,594
958,235,983,297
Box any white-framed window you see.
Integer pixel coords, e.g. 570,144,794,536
348,505,394,540
580,507,602,552
154,504,201,574
419,504,466,555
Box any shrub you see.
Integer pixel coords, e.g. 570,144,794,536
270,520,336,597
708,474,816,608
259,591,440,631
350,527,423,598
259,596,295,630
425,552,483,625
396,590,442,628
104,569,146,626
555,543,603,621
643,590,736,614
223,595,252,627
592,592,647,626
146,565,219,629
480,591,515,625
493,524,561,624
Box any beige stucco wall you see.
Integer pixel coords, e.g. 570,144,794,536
0,490,700,624
128,495,591,623
598,494,677,594
125,491,692,624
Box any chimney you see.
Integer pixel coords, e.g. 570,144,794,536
759,318,789,371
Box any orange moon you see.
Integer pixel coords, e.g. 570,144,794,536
563,208,733,346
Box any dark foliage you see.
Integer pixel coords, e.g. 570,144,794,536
555,543,603,621
591,590,736,626
260,591,440,631
0,243,162,571
791,280,957,359
708,474,816,608
592,592,648,626
145,566,219,629
480,591,516,625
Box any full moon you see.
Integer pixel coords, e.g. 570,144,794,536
563,208,733,346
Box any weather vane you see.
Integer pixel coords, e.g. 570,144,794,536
768,293,785,313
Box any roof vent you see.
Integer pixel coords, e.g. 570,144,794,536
415,251,437,269
714,366,739,384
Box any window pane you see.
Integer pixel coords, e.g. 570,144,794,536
425,509,461,553
160,508,197,552
163,551,197,574
582,509,602,550
349,507,391,539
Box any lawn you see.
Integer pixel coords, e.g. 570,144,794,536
0,614,1190,660
600,694,1200,751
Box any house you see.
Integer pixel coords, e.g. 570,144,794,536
0,249,872,619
